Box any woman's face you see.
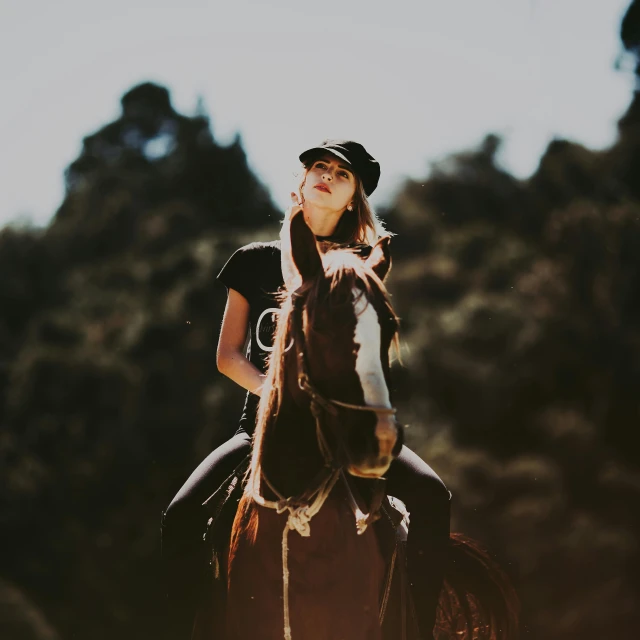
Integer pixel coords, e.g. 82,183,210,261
301,154,357,213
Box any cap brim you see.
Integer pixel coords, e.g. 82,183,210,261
299,147,352,166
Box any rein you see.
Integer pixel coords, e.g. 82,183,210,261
248,292,398,640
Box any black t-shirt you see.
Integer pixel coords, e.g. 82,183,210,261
217,238,372,434
217,240,285,373
217,240,284,434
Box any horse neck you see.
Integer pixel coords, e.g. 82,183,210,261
259,387,327,499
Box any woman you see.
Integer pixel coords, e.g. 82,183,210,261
161,140,452,640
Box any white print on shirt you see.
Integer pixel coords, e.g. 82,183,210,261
256,308,280,352
256,307,294,353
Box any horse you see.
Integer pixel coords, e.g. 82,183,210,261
195,211,520,640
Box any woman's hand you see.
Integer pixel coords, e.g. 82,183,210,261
252,374,268,396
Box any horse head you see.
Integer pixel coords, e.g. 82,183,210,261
280,210,404,478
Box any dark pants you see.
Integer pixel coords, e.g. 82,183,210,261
161,431,451,639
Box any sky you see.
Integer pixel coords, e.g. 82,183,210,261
0,0,634,228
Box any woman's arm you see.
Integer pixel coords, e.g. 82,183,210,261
216,288,266,395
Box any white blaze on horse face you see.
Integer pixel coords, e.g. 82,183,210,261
352,289,392,409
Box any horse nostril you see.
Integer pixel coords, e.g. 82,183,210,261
375,418,398,459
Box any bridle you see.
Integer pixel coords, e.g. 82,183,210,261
291,293,398,467
249,287,400,640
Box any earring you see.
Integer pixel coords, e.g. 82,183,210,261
347,204,353,211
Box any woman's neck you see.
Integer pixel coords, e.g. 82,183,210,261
303,203,344,238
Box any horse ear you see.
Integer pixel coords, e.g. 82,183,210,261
365,236,392,281
290,210,323,282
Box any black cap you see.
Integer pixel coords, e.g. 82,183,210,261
299,139,380,197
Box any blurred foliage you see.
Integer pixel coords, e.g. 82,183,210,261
383,124,640,639
0,82,280,640
2,3,640,636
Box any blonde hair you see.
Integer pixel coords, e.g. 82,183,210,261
297,159,392,247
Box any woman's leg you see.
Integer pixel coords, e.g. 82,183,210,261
385,445,452,640
161,431,251,637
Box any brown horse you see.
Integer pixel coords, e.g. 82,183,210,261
202,211,520,640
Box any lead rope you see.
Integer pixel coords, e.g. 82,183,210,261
251,467,341,640
251,467,387,640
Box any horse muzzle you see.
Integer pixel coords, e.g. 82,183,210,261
347,416,402,478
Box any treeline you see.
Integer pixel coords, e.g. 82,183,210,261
382,128,639,639
0,82,281,640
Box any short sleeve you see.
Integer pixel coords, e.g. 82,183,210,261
217,244,258,301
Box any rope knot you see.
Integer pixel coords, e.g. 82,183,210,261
277,501,313,537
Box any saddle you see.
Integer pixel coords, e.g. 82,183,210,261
191,457,419,640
